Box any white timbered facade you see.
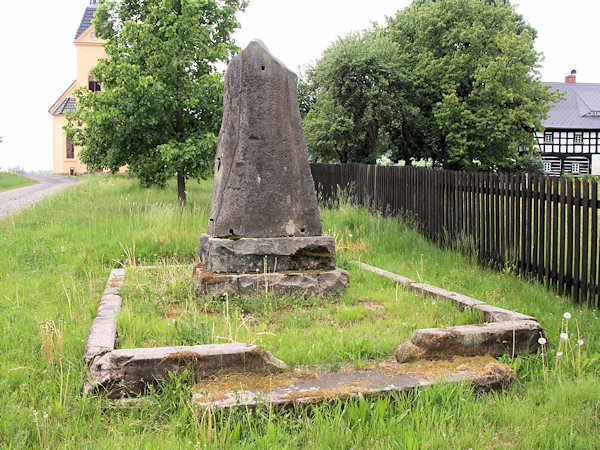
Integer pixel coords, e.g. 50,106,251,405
535,76,600,176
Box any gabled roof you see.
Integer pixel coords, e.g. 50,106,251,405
75,2,98,40
49,80,76,114
542,82,600,130
52,97,77,116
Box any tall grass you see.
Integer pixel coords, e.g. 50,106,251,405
117,263,481,364
0,174,598,448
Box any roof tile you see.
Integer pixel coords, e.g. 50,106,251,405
52,97,77,115
543,82,600,129
75,4,98,40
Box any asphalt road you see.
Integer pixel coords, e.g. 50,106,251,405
0,175,79,219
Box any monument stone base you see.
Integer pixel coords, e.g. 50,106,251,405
196,234,349,297
194,266,349,297
197,234,337,273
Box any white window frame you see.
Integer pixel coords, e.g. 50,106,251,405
574,132,583,144
544,132,553,143
543,162,552,173
572,162,580,174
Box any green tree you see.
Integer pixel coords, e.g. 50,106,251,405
303,31,416,164
387,0,557,170
66,0,247,203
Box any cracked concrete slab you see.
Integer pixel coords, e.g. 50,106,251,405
86,343,287,398
192,356,515,409
395,320,545,362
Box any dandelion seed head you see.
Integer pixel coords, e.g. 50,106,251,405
560,332,568,340
564,312,572,320
557,351,563,357
538,337,547,345
578,339,584,346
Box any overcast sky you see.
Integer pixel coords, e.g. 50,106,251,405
0,0,598,172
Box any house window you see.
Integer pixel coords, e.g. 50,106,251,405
88,75,101,92
66,137,75,159
574,132,583,144
544,132,553,143
572,162,580,174
543,162,552,173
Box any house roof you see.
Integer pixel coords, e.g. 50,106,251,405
75,2,98,40
49,80,76,114
542,82,600,130
52,97,77,116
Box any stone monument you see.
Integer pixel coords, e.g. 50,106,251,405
196,39,349,296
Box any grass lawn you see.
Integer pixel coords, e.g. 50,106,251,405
0,172,37,192
117,264,482,363
0,175,598,448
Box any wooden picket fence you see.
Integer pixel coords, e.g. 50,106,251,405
310,163,600,305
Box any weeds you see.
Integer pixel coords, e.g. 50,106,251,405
553,311,587,381
38,319,65,364
1,175,599,448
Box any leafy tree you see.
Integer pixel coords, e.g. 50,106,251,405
297,70,315,120
387,0,558,170
67,0,247,203
303,31,416,164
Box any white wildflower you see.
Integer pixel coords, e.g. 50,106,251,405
564,312,572,320
538,337,547,345
557,351,563,357
560,332,568,340
578,339,584,346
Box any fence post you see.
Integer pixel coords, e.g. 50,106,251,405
308,163,599,304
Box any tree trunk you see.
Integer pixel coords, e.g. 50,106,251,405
177,173,186,205
367,121,379,164
337,149,348,164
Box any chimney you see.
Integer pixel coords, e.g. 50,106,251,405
565,69,577,83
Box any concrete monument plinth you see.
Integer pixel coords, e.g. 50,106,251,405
195,39,348,297
195,266,349,297
197,234,337,273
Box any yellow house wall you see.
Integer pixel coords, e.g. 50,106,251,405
75,27,106,90
51,25,108,175
52,115,88,175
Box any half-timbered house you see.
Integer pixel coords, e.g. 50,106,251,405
535,71,600,176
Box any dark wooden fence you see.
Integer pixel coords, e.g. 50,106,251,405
310,163,600,305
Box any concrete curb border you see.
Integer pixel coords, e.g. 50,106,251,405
350,261,547,362
84,263,524,402
83,267,287,397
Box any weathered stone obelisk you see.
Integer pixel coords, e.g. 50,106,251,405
196,39,349,296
